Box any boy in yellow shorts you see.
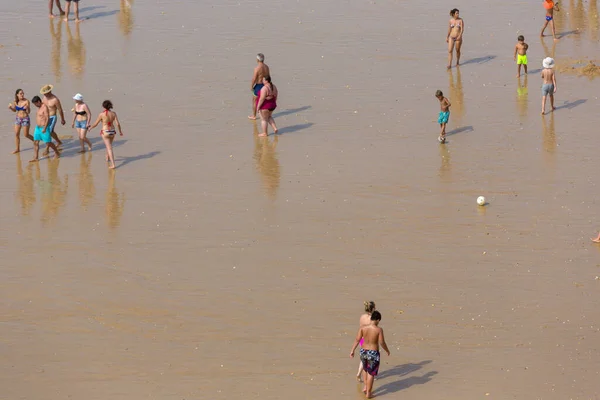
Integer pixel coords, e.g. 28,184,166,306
514,35,529,77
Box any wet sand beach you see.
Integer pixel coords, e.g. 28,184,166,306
1,0,600,399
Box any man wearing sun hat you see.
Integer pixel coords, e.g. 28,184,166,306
541,57,557,115
40,84,64,149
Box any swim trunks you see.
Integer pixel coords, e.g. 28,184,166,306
48,115,57,133
65,0,80,2
252,83,264,97
75,119,88,129
15,116,30,126
33,125,52,143
438,111,450,124
546,15,553,21
359,349,380,376
517,54,528,65
542,83,555,96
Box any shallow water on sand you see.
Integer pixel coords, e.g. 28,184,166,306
1,0,600,399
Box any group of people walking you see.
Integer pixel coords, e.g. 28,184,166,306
8,85,123,169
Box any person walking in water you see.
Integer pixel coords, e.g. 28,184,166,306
8,89,33,154
49,0,65,18
541,57,557,115
40,84,65,151
248,53,270,120
541,0,560,40
71,93,92,153
446,8,464,69
350,311,390,399
89,100,123,169
255,76,278,137
356,301,376,382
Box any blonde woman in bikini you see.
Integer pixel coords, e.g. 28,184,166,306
89,100,123,169
356,301,376,383
446,8,464,69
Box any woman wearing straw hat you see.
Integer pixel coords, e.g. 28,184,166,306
541,57,557,115
71,93,92,153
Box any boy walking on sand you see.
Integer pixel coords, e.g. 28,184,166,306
541,57,557,115
350,311,390,399
435,90,451,143
541,0,560,40
30,96,60,162
514,35,529,77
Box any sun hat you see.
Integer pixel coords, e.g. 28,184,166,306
40,84,54,95
543,57,555,69
73,93,84,101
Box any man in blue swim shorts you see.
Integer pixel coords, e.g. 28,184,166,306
435,90,451,143
30,96,60,162
248,53,270,120
40,84,64,153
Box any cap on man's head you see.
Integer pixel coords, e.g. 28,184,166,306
257,53,265,62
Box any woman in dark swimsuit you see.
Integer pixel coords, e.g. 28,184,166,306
446,8,465,69
71,93,92,153
255,76,279,137
8,89,33,154
89,100,123,169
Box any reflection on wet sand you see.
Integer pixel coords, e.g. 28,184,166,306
589,0,599,41
66,22,86,80
105,170,125,230
40,158,69,226
78,152,95,209
568,0,586,42
516,75,528,119
541,38,556,59
49,19,63,82
448,67,465,125
15,154,38,216
542,112,557,161
253,123,280,200
438,145,451,181
118,0,135,38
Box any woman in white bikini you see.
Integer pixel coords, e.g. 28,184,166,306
446,8,465,69
89,100,123,169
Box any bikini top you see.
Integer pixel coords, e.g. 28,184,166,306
104,109,114,127
75,110,86,116
450,19,462,29
15,105,26,111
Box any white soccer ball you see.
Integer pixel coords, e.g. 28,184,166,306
477,196,486,206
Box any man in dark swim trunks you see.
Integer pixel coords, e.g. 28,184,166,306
350,311,391,399
248,53,270,120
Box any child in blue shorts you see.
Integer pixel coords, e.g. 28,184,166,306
435,90,451,143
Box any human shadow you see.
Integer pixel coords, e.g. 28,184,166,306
461,55,496,66
273,105,311,118
446,125,474,136
116,150,161,169
558,30,580,39
276,123,314,135
85,10,120,20
78,5,106,13
377,360,432,380
58,137,128,157
555,99,586,111
527,68,542,74
374,371,438,396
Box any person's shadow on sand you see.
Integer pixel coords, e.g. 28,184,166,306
374,370,438,396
